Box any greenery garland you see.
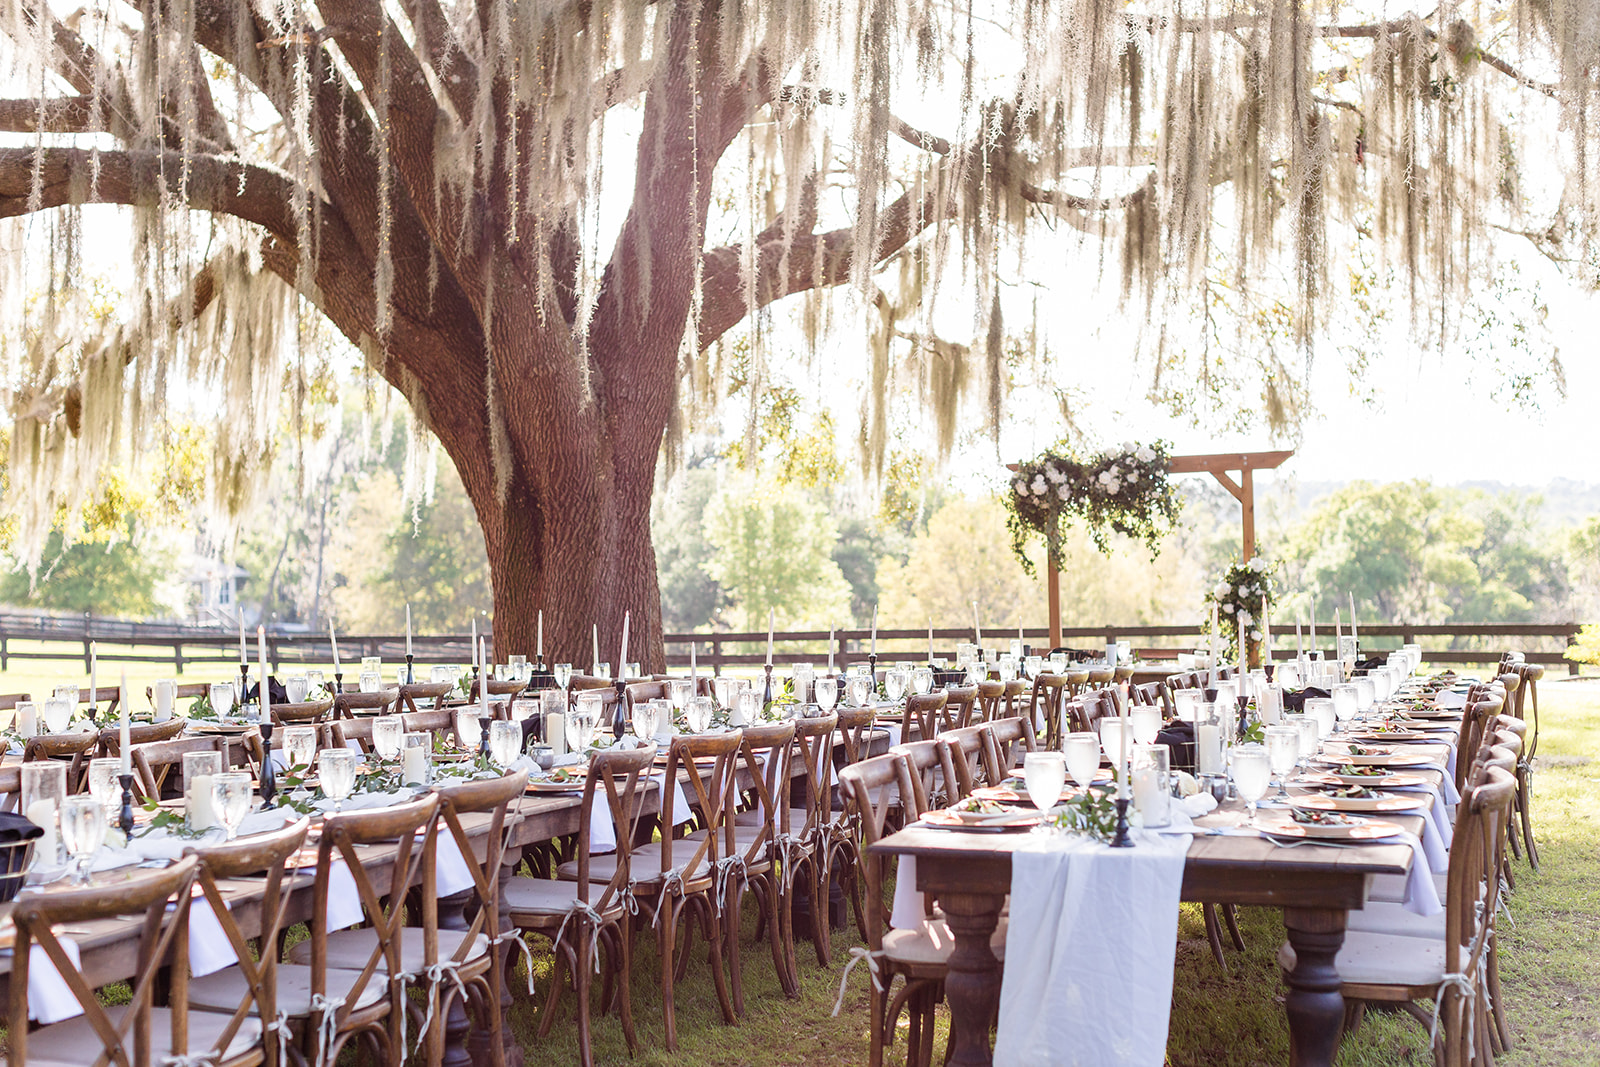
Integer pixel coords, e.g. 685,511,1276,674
1204,556,1278,656
1004,441,1181,575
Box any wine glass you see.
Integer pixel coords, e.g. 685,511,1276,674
359,669,382,693
1265,725,1299,798
87,757,122,819
1062,733,1101,789
911,667,934,696
684,695,714,734
285,674,310,704
553,663,573,690
1305,697,1337,740
713,676,738,711
317,750,357,814
736,689,762,726
1024,655,1043,680
792,664,815,702
1331,684,1359,733
1129,706,1162,746
1172,689,1200,723
207,682,236,718
1354,677,1376,715
372,716,404,762
42,696,73,734
567,698,599,752
59,796,105,885
212,771,254,841
1099,719,1128,779
306,669,326,693
847,673,871,708
1229,745,1272,825
632,698,662,743
1023,752,1066,814
668,679,693,713
489,720,522,766
1291,714,1320,777
284,726,318,775
885,668,909,704
814,677,838,713
996,657,1017,684
457,710,480,751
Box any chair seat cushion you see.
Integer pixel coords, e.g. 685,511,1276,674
557,845,712,886
505,875,630,919
188,962,386,1017
883,919,1008,968
1277,930,1444,987
286,927,488,973
734,807,811,831
15,1006,260,1066
1345,900,1447,940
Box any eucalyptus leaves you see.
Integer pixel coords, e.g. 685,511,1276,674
1004,441,1181,574
1205,557,1277,656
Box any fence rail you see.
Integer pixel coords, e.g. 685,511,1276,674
0,612,1584,676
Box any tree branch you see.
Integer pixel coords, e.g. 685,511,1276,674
0,97,96,134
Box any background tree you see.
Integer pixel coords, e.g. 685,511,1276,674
701,476,852,632
1,0,1596,668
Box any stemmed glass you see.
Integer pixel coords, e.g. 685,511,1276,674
632,698,662,744
1305,697,1337,741
372,716,404,762
885,668,910,704
87,757,122,820
1331,684,1360,733
488,720,522,766
553,663,573,691
684,696,714,735
814,677,838,714
285,674,310,704
1265,725,1300,798
1129,706,1162,746
208,682,236,717
1291,714,1320,778
568,697,601,752
316,750,357,814
42,696,73,734
456,708,485,751
284,726,318,777
911,667,934,696
212,771,254,841
1062,733,1101,790
668,679,693,714
847,673,871,708
59,796,105,885
1023,752,1066,815
736,689,762,726
1230,745,1272,825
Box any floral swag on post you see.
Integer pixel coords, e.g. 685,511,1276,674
1004,441,1181,575
1205,557,1277,657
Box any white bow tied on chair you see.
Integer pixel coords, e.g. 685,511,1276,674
308,991,347,1067
831,946,885,1016
1428,971,1484,1063
551,900,608,975
651,868,688,929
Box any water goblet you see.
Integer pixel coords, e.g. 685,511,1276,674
1265,724,1299,798
316,750,357,814
372,716,404,762
571,692,604,750
814,677,839,713
359,670,382,694
87,757,122,819
684,695,715,734
735,689,762,726
1023,751,1067,815
283,726,318,776
1290,714,1320,777
1024,655,1043,680
456,708,484,751
1305,697,1337,740
668,679,693,712
1229,745,1272,825
553,663,573,690
632,698,662,743
1099,719,1129,779
60,795,105,885
911,667,934,696
1172,688,1201,723
1129,706,1162,746
306,670,326,692
847,673,872,708
42,696,74,734
212,771,254,841
1331,684,1360,732
884,668,909,704
1062,733,1101,789
489,720,522,766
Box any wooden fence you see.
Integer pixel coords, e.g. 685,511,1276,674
0,611,1584,676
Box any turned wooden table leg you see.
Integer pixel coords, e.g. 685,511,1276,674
1282,906,1348,1067
936,890,1005,1067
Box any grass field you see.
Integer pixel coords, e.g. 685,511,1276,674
1,660,1593,1065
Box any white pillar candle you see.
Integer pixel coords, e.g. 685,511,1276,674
118,670,131,774
17,702,37,738
690,637,697,692
1295,620,1304,663
545,709,567,757
1196,723,1224,775
928,617,934,662
1259,685,1283,723
154,681,174,722
26,798,58,861
1309,604,1317,653
1262,602,1271,668
1209,601,1220,685
401,745,427,786
1132,765,1167,824
187,775,215,830
405,603,413,657
479,638,490,721
239,616,247,666
471,617,478,672
1116,685,1131,797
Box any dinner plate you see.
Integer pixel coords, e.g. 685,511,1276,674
526,778,587,793
1348,730,1431,743
1291,792,1418,814
1398,708,1460,720
187,721,256,735
1258,815,1405,840
1307,771,1429,789
1315,752,1432,768
920,809,1039,832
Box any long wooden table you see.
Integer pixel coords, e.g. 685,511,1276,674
871,757,1450,1067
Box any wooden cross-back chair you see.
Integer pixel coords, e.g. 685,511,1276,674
1314,764,1517,1067
973,680,1007,723
941,685,980,730
1027,674,1070,748
826,706,883,944
8,856,267,1067
130,734,233,801
1131,680,1171,716
183,818,313,1067
97,717,187,759
984,715,1037,777
400,708,456,744
899,692,949,742
335,686,400,718
891,738,960,814
940,724,998,798
757,711,840,970
284,793,442,1067
23,730,98,792
1067,687,1120,740
510,746,654,1067
0,691,31,712
1508,662,1542,870
1060,668,1090,697
1456,694,1503,795
273,697,337,725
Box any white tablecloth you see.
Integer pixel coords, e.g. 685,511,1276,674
994,829,1191,1067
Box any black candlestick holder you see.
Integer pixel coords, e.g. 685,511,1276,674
118,772,135,837
1110,794,1134,848
258,720,277,805
404,653,414,686
238,663,250,713
761,663,775,711
332,671,344,702
472,664,481,703
612,678,629,741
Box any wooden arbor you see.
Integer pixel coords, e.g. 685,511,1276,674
1022,449,1294,650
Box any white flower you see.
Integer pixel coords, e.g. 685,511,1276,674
1135,445,1156,463
1213,580,1230,599
1120,440,1136,453
1105,478,1121,494
1250,629,1264,641
1046,465,1066,484
1057,485,1070,500
1127,471,1138,483
1097,471,1112,484
1032,475,1047,494
1238,610,1254,627
1013,479,1027,495
1248,557,1266,572
1222,602,1236,613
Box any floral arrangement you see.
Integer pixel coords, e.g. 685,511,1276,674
1205,556,1277,657
1004,441,1181,574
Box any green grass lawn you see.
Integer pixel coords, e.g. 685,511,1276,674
503,682,1599,1066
